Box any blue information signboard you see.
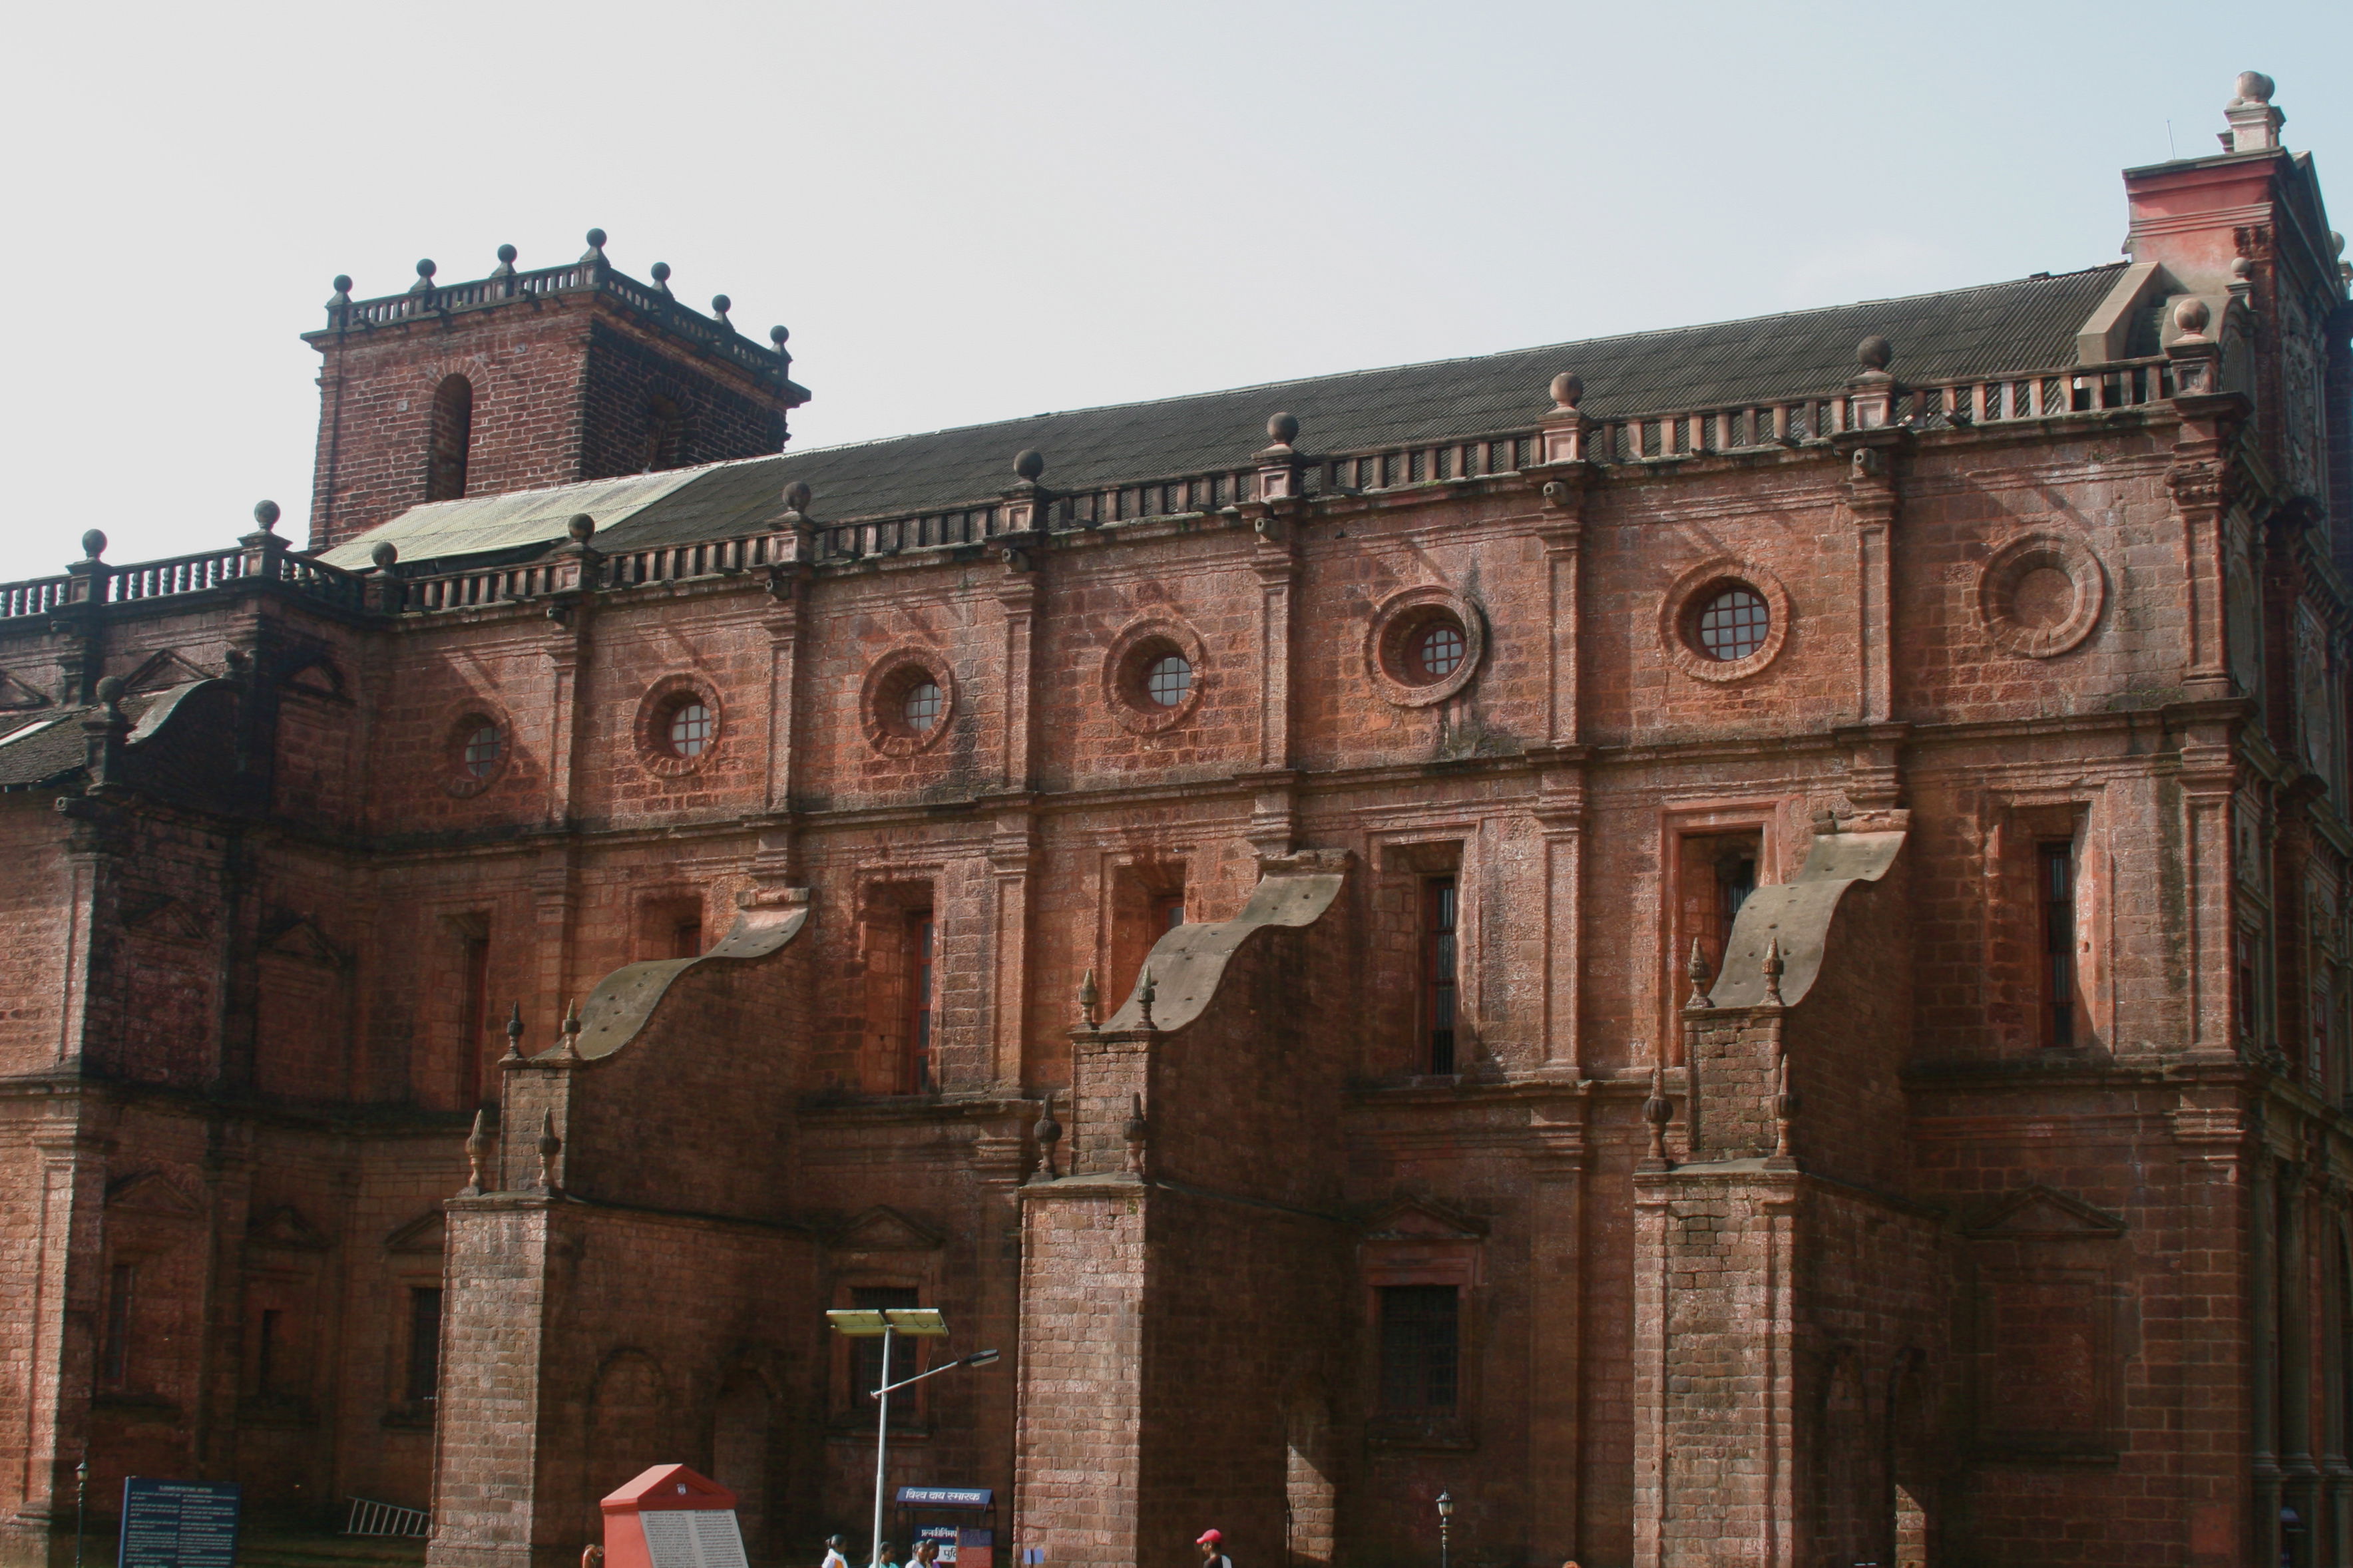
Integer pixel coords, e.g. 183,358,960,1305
118,1479,241,1568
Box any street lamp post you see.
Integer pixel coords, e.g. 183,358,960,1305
1434,1491,1452,1568
74,1459,87,1568
827,1309,1000,1568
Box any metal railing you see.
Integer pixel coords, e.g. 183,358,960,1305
343,1497,431,1539
0,354,2181,625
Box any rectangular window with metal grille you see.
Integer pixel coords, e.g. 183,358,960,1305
406,1287,442,1406
1379,1284,1460,1412
2041,843,2075,1048
850,1286,922,1421
1422,879,1458,1074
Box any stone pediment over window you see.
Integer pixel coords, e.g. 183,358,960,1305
121,892,211,944
1361,1197,1490,1245
1964,1184,2127,1241
0,670,49,711
384,1209,446,1254
121,650,215,694
262,914,351,970
829,1205,946,1254
249,1203,333,1251
106,1170,203,1218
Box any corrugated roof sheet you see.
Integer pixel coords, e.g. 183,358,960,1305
327,263,2127,566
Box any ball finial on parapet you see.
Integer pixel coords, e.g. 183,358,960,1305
1014,449,1046,482
650,261,673,296
710,294,732,327
2173,297,2212,339
371,542,399,570
2233,71,2276,104
581,228,609,265
1549,371,1584,411
783,481,813,516
497,244,519,266
409,259,437,295
770,325,790,348
567,514,596,542
1267,411,1301,446
79,529,107,561
254,499,281,532
1856,335,1894,371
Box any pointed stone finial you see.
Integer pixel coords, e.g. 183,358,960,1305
79,530,107,562
1685,938,1713,1009
1136,966,1157,1028
1642,1063,1673,1164
1014,449,1046,483
710,294,733,329
650,261,674,297
492,244,519,278
558,998,583,1060
581,228,609,266
254,499,281,534
409,259,437,296
536,1110,563,1191
1122,1092,1148,1175
1029,1091,1063,1183
1549,371,1584,411
1078,967,1100,1028
465,1109,497,1195
501,1000,525,1062
1761,936,1785,1006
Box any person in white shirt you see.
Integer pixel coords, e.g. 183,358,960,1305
821,1536,849,1568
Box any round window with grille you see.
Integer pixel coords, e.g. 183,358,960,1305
666,699,714,757
1694,586,1770,662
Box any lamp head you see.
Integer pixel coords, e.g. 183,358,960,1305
1435,1491,1454,1519
964,1348,1003,1368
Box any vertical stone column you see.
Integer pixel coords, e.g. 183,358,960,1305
428,1195,559,1568
1012,1181,1147,1568
1524,1113,1588,1553
1533,374,1595,749
1832,346,1902,728
2171,1092,2256,1568
1536,767,1586,1074
2168,319,2241,697
2180,734,2241,1059
760,506,813,817
988,813,1038,1091
6,1109,107,1568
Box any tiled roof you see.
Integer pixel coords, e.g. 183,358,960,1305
321,262,2128,570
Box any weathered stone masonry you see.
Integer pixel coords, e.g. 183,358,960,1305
3,71,2352,1568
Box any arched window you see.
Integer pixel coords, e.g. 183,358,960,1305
427,376,474,501
644,395,686,471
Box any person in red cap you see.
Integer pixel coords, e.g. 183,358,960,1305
1195,1530,1233,1568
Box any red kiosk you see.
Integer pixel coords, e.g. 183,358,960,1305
600,1466,747,1568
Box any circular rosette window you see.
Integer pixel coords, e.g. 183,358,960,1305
443,707,509,797
1365,586,1486,707
1102,616,1208,735
861,647,958,757
1979,530,2106,659
1659,560,1792,684
635,676,724,777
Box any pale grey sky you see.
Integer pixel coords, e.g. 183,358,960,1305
2,1,2347,578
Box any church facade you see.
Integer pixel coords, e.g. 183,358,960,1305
1,74,2348,1568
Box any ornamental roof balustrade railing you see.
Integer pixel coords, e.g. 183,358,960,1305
0,543,368,622
0,353,2181,625
322,262,790,384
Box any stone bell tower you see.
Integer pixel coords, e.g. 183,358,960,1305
303,229,810,550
